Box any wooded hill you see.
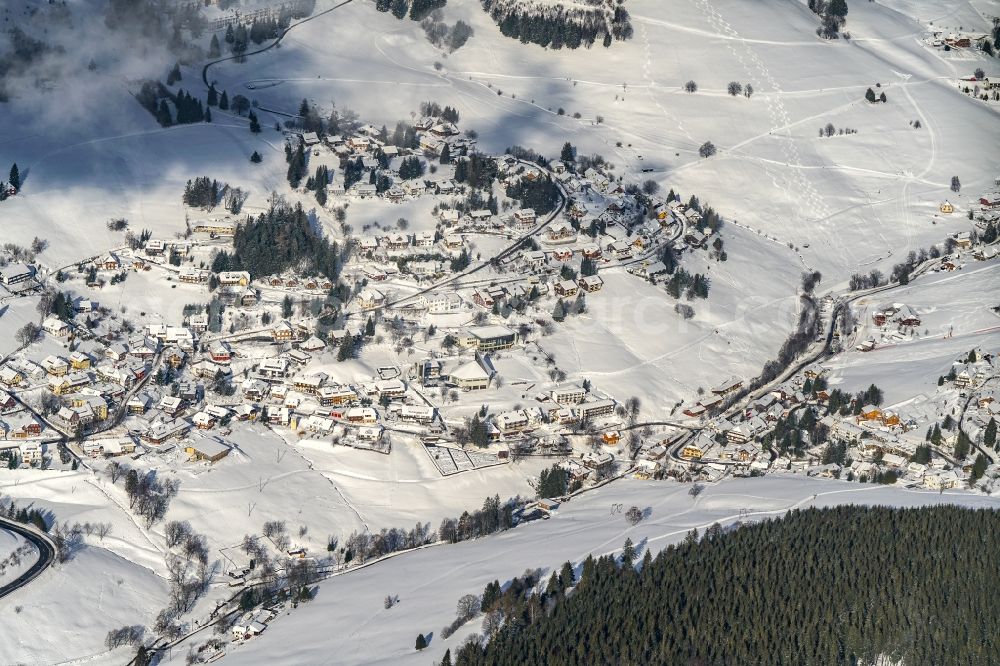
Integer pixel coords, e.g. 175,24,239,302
450,505,999,665
211,203,342,282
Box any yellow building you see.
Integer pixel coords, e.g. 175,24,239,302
681,444,704,460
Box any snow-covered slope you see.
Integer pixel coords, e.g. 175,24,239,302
201,476,1000,666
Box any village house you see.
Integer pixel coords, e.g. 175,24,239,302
426,292,463,314
448,357,493,391
218,271,251,287
357,288,386,310
271,320,295,342
127,392,153,415
184,437,231,463
142,418,191,445
256,358,290,381
545,222,576,244
513,208,537,228
42,316,71,338
345,406,378,424
191,411,216,430
551,384,587,405
293,373,328,395
575,399,616,421
0,263,36,286
41,355,70,377
577,275,604,293
0,367,24,388
607,240,632,259
193,220,236,235
399,405,436,424
179,267,210,284
459,325,518,352
48,371,91,396
711,377,744,397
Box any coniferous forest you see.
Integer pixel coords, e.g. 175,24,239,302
452,505,1000,666
481,0,633,50
211,203,342,281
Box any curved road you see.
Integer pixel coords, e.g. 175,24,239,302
0,517,55,599
201,0,356,91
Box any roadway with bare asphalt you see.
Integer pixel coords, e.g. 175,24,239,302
0,517,56,599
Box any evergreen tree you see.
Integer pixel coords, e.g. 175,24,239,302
209,33,221,58
439,143,451,164
827,0,848,18
559,561,575,589
560,141,575,162
865,87,876,103
621,537,636,568
552,299,566,322
337,332,354,362
219,90,229,110
985,417,997,449
879,92,887,103
156,100,173,127
207,84,218,106
440,649,452,666
205,107,212,123
250,151,263,164
249,111,261,133
8,163,19,191
415,633,427,651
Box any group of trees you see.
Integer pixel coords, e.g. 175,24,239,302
398,155,425,180
537,464,569,497
420,14,474,52
182,176,223,209
454,153,499,189
506,175,561,214
212,201,343,282
137,80,211,127
727,81,754,98
0,162,20,200
662,268,709,300
449,505,1000,665
809,0,849,39
114,465,179,528
483,0,632,49
818,123,858,137
865,87,888,104
338,522,434,566
374,0,447,22
437,494,520,545
753,294,821,390
286,138,308,187
305,164,331,205
206,84,231,111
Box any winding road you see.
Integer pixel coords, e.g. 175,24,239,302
201,0,357,91
0,517,55,599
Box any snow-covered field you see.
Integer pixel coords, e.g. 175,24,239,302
0,527,36,589
202,475,1000,666
0,0,996,662
830,258,1000,403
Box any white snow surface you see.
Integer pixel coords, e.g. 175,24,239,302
208,476,1000,666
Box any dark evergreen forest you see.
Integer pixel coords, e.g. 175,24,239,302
451,505,1000,666
211,203,341,281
